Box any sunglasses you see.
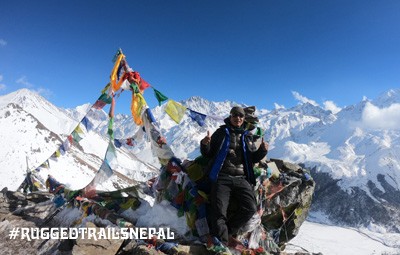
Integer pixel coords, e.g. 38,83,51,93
231,113,244,118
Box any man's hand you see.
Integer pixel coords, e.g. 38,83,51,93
261,137,269,151
201,130,211,145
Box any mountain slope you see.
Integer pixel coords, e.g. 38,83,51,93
0,103,61,189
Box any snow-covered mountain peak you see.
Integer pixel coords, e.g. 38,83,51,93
182,96,237,116
0,88,44,108
336,100,370,122
373,88,400,107
290,102,336,124
0,88,76,134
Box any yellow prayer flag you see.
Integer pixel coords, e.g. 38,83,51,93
74,124,84,134
131,93,147,125
110,53,125,92
54,149,61,158
101,83,111,95
165,100,187,124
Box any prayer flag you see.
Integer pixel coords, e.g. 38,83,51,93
92,100,107,110
101,160,113,177
74,124,84,135
110,53,125,92
131,71,141,84
81,116,94,131
98,93,112,104
101,83,111,95
114,139,122,148
60,139,70,155
40,160,50,169
146,108,156,123
189,109,206,126
117,62,124,80
52,150,61,159
105,141,117,163
154,89,168,106
108,117,114,139
165,100,187,124
120,79,131,91
130,83,140,93
139,78,151,92
72,130,83,143
126,138,134,146
67,135,73,145
131,93,146,125
207,114,225,122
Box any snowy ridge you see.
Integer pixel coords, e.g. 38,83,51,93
0,89,77,134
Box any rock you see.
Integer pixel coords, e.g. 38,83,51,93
72,222,124,255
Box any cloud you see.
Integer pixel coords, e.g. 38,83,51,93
323,100,341,114
292,91,318,106
33,87,53,99
16,76,34,88
274,103,285,110
15,75,52,98
361,102,400,130
0,39,6,47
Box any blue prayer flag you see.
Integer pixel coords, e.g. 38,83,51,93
114,139,122,148
189,109,206,126
81,116,94,131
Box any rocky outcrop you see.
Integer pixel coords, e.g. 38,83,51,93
310,169,400,233
0,184,319,255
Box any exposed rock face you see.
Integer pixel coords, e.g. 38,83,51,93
310,169,400,233
260,159,316,246
0,188,209,255
72,222,124,255
0,189,167,255
0,189,60,255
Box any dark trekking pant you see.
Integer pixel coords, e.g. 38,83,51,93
210,174,257,244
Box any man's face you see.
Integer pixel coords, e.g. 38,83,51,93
230,112,244,127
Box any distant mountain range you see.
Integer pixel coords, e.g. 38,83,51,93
1,88,399,233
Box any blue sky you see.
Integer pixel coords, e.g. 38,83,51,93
1,0,400,114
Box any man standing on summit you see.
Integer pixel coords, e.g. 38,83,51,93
200,106,268,246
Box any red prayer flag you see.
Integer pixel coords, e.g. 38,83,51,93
68,135,73,144
93,100,107,110
139,78,151,92
126,138,134,146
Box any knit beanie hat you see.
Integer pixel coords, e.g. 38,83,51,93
230,106,245,116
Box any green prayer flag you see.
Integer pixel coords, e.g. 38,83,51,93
98,93,112,104
108,117,114,139
154,89,168,106
130,83,140,94
72,130,83,143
